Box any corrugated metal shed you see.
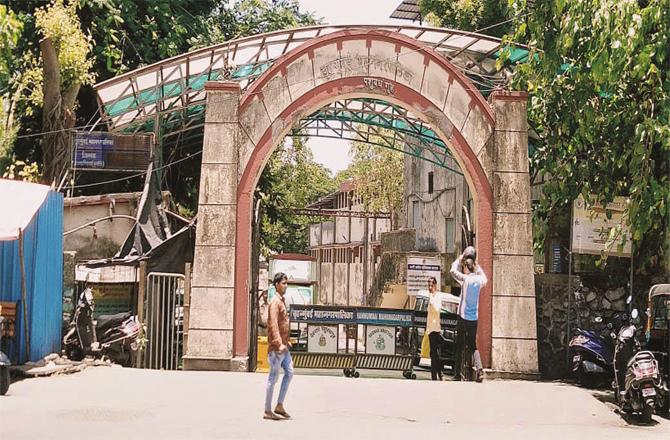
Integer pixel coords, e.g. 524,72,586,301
390,1,421,22
0,181,63,363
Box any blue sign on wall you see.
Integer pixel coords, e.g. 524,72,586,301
72,131,152,170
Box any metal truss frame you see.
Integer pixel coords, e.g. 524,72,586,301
296,98,464,175
290,208,391,219
92,24,527,170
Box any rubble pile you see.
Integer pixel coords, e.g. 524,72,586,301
10,353,113,378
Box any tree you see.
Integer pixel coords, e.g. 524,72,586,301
189,0,317,49
0,5,23,170
256,134,336,255
77,0,220,81
419,0,511,37
35,0,95,184
505,0,670,273
340,131,405,229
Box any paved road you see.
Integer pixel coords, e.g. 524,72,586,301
1,366,668,440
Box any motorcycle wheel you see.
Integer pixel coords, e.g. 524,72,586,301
0,366,10,396
66,345,85,362
641,405,654,423
576,366,596,389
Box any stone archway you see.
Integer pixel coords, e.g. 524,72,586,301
184,29,538,374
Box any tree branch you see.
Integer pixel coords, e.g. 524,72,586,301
40,37,61,118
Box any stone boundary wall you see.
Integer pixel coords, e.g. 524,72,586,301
535,273,668,379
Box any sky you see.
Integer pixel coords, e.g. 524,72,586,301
294,0,409,175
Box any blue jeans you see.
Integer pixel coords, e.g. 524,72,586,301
265,350,294,412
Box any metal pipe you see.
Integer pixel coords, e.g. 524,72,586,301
63,215,137,236
170,277,175,370
147,276,153,369
18,230,30,362
160,276,165,369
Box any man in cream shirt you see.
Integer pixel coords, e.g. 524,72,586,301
425,276,445,381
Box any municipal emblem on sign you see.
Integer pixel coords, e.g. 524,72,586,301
366,325,395,355
307,325,337,353
375,334,386,351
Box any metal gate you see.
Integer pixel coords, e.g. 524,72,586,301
141,272,185,370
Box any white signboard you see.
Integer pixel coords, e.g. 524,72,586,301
407,256,441,296
307,325,338,353
365,325,396,355
572,196,631,257
269,258,315,282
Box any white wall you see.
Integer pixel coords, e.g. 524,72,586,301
322,221,335,245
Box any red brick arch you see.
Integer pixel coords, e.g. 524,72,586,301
233,30,495,367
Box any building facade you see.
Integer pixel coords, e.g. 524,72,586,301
308,181,391,306
403,152,472,255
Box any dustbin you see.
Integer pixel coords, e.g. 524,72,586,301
256,336,269,372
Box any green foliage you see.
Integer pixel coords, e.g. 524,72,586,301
256,135,336,255
341,131,404,228
0,5,22,168
189,0,318,49
75,0,317,80
2,159,41,182
506,0,670,273
78,0,220,80
35,0,95,89
0,5,22,90
419,0,510,36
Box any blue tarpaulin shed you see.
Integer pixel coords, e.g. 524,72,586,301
0,179,63,363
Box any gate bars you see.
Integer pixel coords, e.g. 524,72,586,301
140,272,185,370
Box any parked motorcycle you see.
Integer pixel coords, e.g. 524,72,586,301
0,316,10,396
612,307,668,423
63,287,140,366
569,320,614,388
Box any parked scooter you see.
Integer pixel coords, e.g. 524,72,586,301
63,286,140,366
569,318,614,388
0,316,10,396
612,305,667,423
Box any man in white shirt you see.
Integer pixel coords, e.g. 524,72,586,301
450,250,487,382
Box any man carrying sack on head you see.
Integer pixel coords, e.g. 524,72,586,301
450,246,487,382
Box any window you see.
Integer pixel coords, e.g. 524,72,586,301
445,218,455,253
428,172,434,194
412,201,420,229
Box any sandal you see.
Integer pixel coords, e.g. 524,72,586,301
274,408,291,419
263,412,281,420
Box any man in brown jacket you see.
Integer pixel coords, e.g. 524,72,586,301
264,272,294,420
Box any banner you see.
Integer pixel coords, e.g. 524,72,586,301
90,283,133,318
356,308,414,327
289,305,356,324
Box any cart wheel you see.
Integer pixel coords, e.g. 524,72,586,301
410,373,417,380
353,371,360,378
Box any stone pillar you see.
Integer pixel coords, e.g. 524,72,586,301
184,81,242,371
489,91,539,374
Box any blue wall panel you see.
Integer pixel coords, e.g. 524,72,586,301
0,190,63,363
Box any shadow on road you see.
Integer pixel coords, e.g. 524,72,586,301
589,388,670,426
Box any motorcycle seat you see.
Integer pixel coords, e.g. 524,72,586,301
96,312,132,332
627,351,656,367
